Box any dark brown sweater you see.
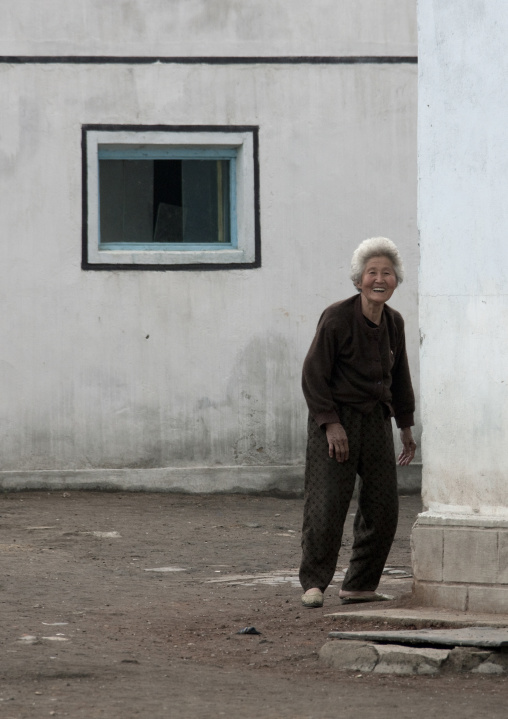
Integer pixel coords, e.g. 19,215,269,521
302,294,415,429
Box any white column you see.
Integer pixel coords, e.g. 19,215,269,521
412,0,508,612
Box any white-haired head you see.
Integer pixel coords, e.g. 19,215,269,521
350,237,404,289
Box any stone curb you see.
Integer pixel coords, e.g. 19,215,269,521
319,640,508,675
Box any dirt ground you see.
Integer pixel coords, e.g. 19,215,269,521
1,490,507,718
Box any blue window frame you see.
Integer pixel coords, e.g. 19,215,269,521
82,126,260,270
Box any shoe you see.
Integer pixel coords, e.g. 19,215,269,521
301,588,324,608
339,592,394,605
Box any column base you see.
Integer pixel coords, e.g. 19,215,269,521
411,514,508,614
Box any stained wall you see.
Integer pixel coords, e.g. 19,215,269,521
0,2,418,491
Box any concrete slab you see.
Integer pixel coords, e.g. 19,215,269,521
319,641,451,675
319,640,379,673
204,569,345,588
447,646,494,672
374,644,450,675
468,585,508,614
0,463,422,495
411,525,444,582
443,528,499,584
328,627,508,648
325,607,508,627
412,580,468,610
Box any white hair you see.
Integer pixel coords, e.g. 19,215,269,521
350,237,404,288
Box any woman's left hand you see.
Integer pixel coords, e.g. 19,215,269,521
398,428,416,466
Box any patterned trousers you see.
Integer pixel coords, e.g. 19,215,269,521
299,403,398,593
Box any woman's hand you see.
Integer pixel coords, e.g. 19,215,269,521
398,427,416,466
326,422,349,463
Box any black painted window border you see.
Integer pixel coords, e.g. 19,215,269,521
82,124,261,271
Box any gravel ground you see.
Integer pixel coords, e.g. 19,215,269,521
1,490,507,718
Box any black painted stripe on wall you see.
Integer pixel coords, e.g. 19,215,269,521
0,55,417,66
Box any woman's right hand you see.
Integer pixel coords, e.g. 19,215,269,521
325,422,349,463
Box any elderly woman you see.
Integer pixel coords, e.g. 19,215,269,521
299,237,416,609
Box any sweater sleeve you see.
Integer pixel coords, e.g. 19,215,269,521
301,313,342,427
390,318,415,429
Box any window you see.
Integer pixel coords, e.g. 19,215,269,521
82,126,260,269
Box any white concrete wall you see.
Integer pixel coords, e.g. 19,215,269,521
418,1,508,516
0,1,416,57
0,2,418,491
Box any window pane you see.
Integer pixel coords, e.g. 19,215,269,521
153,159,183,242
99,158,230,245
99,160,154,243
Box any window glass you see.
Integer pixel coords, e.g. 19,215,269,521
99,159,231,245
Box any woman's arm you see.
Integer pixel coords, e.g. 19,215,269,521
390,316,415,430
302,313,343,427
398,427,416,466
326,422,349,463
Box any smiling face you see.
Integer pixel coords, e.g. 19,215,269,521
355,255,398,306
